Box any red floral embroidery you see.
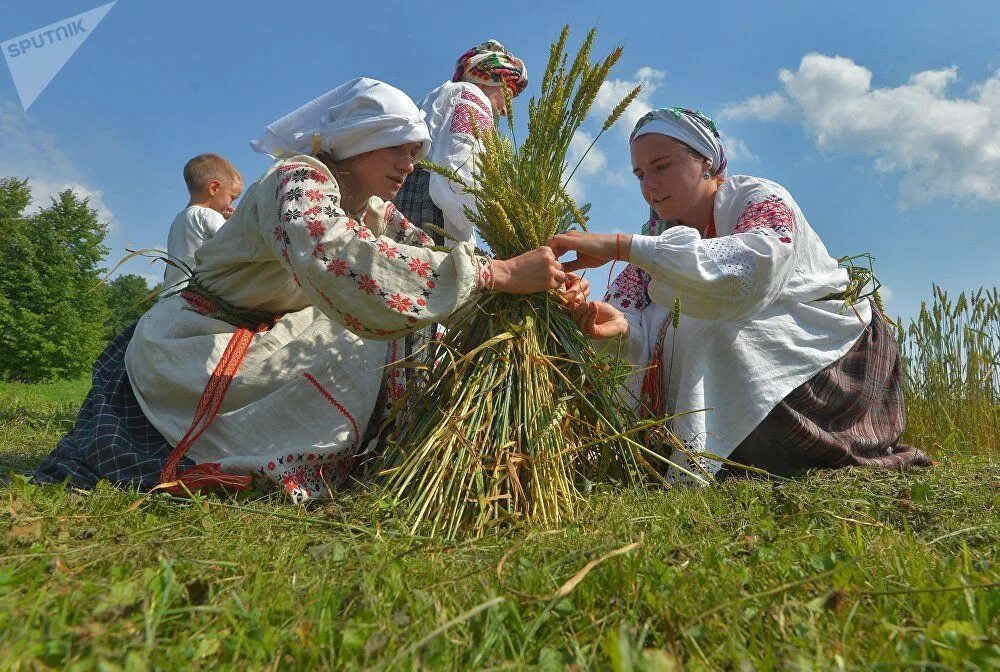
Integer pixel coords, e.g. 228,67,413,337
734,194,794,244
426,280,436,289
357,274,379,295
272,225,285,241
388,293,412,312
376,240,399,259
326,258,349,276
355,227,373,241
312,242,324,258
606,264,650,310
383,202,397,225
305,188,324,202
306,220,325,238
304,205,322,218
345,314,363,332
408,258,432,276
416,298,427,307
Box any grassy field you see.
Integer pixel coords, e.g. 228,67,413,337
1,289,997,670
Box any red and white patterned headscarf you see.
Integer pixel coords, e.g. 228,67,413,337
452,40,528,98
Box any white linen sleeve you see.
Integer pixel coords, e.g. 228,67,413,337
629,195,799,322
427,93,493,243
269,161,492,340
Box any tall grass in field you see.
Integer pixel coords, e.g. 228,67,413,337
898,285,999,454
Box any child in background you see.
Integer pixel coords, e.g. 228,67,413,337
163,153,243,288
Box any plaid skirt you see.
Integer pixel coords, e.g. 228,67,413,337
391,167,446,385
31,323,192,489
725,309,930,476
393,168,445,241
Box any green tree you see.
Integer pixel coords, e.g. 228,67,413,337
105,273,156,339
0,180,111,381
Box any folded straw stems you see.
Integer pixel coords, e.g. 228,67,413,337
374,27,674,539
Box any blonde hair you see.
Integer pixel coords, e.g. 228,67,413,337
182,154,242,195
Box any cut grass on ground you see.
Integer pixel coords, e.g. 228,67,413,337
1,378,997,670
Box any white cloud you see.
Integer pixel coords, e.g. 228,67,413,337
594,66,667,136
720,54,1000,206
0,97,118,227
721,92,790,122
720,133,758,165
878,284,894,307
563,66,668,201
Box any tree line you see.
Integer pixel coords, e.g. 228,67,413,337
0,177,156,382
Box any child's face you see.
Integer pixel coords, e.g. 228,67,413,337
207,178,243,217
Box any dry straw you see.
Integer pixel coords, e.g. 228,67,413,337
373,27,682,539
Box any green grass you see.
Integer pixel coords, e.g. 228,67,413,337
1,287,998,670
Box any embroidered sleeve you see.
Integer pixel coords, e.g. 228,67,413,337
630,218,798,321
591,262,651,373
381,201,435,247
269,161,490,339
449,89,494,135
733,192,794,243
605,264,651,311
428,89,493,243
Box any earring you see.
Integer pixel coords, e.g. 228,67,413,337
702,171,711,180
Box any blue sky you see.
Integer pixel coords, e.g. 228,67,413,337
2,0,997,321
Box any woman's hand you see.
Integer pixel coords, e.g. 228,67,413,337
570,301,629,339
559,272,590,309
546,231,631,273
491,247,566,294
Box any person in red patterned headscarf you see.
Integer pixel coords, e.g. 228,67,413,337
390,40,533,372
394,39,528,247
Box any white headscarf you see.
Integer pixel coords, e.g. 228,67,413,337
250,77,431,161
629,107,727,177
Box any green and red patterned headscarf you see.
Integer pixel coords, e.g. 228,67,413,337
452,40,528,98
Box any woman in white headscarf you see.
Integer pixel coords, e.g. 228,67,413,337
547,107,929,484
34,78,575,502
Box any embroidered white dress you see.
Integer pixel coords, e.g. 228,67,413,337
125,155,492,497
603,175,871,483
418,81,495,244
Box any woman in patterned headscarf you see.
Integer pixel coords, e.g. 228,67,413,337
391,40,536,366
547,107,930,484
394,39,528,246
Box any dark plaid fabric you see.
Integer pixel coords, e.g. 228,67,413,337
392,166,446,387
31,323,192,489
393,168,445,241
726,308,930,476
